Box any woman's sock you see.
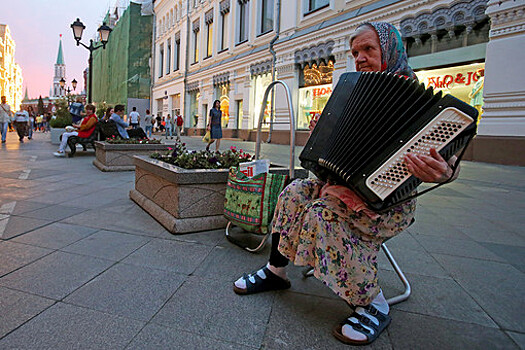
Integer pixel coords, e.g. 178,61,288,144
234,263,287,290
342,290,389,341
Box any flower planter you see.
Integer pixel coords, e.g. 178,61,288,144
50,127,66,145
93,141,168,172
129,155,308,234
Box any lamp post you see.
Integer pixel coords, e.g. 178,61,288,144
59,78,77,105
70,18,112,104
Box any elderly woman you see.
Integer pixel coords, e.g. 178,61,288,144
233,22,458,345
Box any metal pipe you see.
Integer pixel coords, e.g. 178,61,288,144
266,0,281,143
255,80,295,178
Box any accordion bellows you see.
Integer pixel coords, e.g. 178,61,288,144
300,72,479,211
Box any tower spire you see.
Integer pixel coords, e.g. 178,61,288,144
23,87,29,101
56,34,65,65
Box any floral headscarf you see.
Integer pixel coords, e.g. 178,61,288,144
358,22,417,80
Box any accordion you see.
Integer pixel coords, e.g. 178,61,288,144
299,72,479,211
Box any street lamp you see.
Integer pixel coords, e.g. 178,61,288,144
59,78,77,105
70,18,112,104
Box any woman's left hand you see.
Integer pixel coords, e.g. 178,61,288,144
405,148,456,183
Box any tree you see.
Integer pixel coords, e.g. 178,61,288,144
37,96,44,115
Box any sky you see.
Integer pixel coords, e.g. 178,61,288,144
0,0,117,99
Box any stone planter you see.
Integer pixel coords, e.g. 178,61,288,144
50,127,66,145
129,155,308,235
93,141,169,172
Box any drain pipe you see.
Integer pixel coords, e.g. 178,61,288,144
266,0,281,143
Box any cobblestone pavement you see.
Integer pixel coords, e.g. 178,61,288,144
0,131,524,349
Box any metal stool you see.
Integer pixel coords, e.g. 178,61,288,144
303,242,411,306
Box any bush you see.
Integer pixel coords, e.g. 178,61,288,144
49,97,72,128
96,101,109,120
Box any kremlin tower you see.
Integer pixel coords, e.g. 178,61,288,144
52,35,66,97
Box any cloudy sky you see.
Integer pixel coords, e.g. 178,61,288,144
1,0,117,99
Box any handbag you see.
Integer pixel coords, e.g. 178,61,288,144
224,166,289,235
202,130,211,143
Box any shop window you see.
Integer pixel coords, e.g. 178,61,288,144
236,100,243,129
305,0,329,14
216,85,230,127
171,94,180,119
297,59,334,129
189,91,200,126
416,62,485,118
251,73,273,129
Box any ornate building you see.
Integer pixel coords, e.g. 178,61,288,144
0,24,23,111
52,36,66,98
151,0,524,165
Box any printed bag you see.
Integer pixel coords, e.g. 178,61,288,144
224,166,288,235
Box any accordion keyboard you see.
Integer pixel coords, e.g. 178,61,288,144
366,107,474,200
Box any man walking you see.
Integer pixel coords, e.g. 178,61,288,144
176,113,184,140
0,96,12,143
129,107,140,129
13,107,30,143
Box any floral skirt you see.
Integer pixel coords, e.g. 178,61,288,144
273,178,416,306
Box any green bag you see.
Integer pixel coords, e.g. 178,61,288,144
224,166,288,234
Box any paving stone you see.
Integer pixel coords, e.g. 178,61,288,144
0,241,51,277
507,332,525,350
264,292,392,350
0,303,144,349
61,208,167,237
162,227,226,246
0,216,53,240
0,200,49,215
28,190,87,204
64,263,184,321
0,286,55,338
122,239,213,274
17,204,87,222
126,323,249,349
388,310,519,350
413,234,507,262
377,246,450,278
407,219,472,240
478,242,525,271
432,254,525,333
61,230,150,261
0,251,113,300
380,270,496,328
152,276,274,347
11,222,98,250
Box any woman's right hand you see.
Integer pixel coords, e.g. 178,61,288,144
206,125,211,131
309,113,320,132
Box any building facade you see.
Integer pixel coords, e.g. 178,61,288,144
151,0,525,165
0,24,23,111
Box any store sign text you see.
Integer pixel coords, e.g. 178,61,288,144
312,86,332,98
426,70,482,89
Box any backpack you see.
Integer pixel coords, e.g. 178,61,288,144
176,115,183,126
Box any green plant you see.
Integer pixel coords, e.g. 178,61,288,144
49,97,72,128
151,142,252,170
105,135,161,144
96,101,109,120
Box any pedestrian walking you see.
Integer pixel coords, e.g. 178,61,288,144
0,96,12,143
69,97,85,124
13,107,30,143
129,107,140,129
165,114,173,139
144,109,153,138
206,100,222,151
175,113,183,140
155,115,162,132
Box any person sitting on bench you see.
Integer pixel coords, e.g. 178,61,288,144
53,104,97,157
233,22,460,346
110,104,147,139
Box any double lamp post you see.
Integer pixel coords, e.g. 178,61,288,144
70,18,112,104
59,78,77,105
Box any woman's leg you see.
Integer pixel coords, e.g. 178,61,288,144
215,138,221,151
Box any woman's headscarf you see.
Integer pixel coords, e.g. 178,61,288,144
359,22,417,80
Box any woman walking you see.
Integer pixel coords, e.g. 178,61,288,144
206,100,222,151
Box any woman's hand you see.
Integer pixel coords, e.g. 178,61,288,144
309,114,320,133
405,148,458,183
206,124,211,131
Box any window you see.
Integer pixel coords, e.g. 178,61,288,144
238,0,249,44
260,0,273,34
205,10,214,58
174,35,180,71
307,0,329,13
236,100,243,129
193,21,200,63
220,11,229,51
159,44,164,78
166,39,171,74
